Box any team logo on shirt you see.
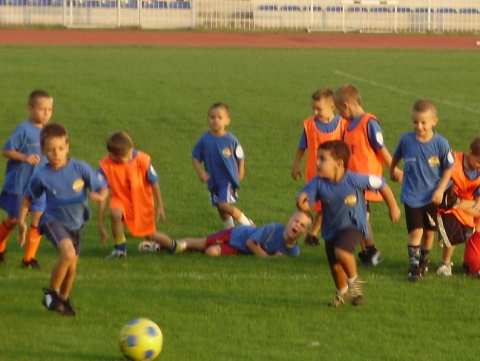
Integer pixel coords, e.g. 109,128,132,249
428,156,440,166
344,194,357,207
72,179,84,192
222,147,232,158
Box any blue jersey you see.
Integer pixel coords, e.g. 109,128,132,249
301,171,386,241
26,158,107,232
392,132,454,207
297,115,342,149
229,223,300,256
2,120,46,194
192,131,244,189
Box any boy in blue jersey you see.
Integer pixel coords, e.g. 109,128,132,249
390,99,454,282
192,102,254,229
17,123,108,316
170,210,312,257
297,140,400,307
0,90,53,269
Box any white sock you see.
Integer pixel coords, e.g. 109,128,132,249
237,213,253,225
337,286,348,296
223,217,234,229
347,275,358,287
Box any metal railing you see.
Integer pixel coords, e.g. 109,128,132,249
0,0,478,33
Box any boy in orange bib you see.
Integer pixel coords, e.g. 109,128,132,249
98,131,181,259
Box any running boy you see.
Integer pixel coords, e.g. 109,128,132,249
0,90,53,269
436,136,480,276
192,102,254,229
390,99,454,282
334,84,403,266
296,140,400,307
291,88,346,246
98,131,182,258
17,122,108,316
163,210,312,257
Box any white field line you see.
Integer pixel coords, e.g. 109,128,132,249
334,70,480,115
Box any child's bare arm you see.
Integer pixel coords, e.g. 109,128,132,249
2,149,41,165
432,167,454,205
152,182,166,224
238,159,245,181
379,184,401,222
380,148,403,183
17,196,33,247
98,193,109,246
246,239,271,257
291,148,305,181
296,192,310,212
192,158,209,183
389,156,402,183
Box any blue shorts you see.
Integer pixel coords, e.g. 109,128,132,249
209,182,238,206
0,191,46,218
43,221,84,255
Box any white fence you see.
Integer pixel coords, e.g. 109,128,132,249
0,0,479,33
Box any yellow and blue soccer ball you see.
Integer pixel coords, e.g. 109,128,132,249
119,318,163,361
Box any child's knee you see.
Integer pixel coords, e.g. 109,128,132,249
205,245,221,257
109,209,123,223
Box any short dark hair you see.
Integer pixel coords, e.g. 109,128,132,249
40,122,68,148
411,99,437,116
470,136,480,156
208,102,230,116
311,87,333,102
333,84,362,106
106,131,134,156
28,89,52,106
318,140,350,169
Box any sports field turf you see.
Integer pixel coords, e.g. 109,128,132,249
0,45,479,361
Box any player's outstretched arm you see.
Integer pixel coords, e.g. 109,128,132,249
379,184,401,222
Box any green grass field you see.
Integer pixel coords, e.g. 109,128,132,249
0,44,479,361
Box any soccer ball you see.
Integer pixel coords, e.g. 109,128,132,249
119,318,163,361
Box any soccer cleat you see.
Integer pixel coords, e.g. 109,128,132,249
105,249,127,260
437,262,453,276
21,258,41,269
42,288,65,313
419,258,430,276
247,218,256,226
348,278,365,306
408,266,423,282
304,234,320,247
328,293,347,307
61,298,76,317
439,186,460,211
0,251,5,265
359,246,382,267
137,241,161,253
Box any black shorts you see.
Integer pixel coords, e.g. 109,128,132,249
325,228,363,267
404,203,438,233
437,213,474,248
